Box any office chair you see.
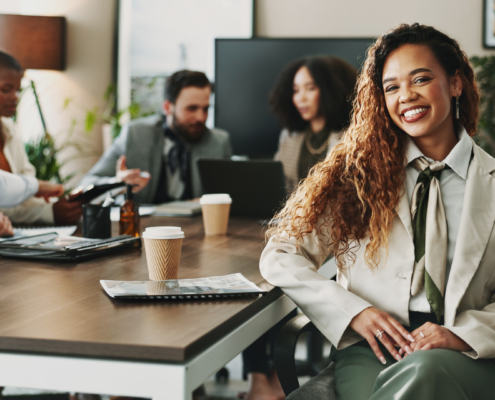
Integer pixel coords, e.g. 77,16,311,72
273,262,338,399
273,313,337,399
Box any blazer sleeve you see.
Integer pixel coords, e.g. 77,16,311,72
260,211,372,348
0,172,38,208
447,300,495,359
273,129,290,163
79,125,129,187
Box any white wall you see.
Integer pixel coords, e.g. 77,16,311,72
257,0,492,57
0,0,115,187
1,0,489,188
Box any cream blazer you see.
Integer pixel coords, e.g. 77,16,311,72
261,141,495,359
274,129,342,193
0,118,54,224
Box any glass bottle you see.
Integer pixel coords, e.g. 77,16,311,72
119,185,140,242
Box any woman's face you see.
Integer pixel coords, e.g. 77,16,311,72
0,68,22,118
382,44,461,140
292,66,321,122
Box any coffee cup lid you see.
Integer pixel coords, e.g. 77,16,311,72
142,226,185,239
200,193,232,205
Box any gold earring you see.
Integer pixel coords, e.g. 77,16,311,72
456,95,460,119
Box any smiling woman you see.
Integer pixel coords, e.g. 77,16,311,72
261,23,495,400
383,44,463,161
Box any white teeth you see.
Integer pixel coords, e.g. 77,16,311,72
404,107,427,118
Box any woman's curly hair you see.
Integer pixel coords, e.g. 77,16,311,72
267,23,480,269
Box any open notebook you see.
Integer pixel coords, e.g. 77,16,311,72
0,226,77,242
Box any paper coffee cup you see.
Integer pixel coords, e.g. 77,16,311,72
200,194,232,236
142,226,184,280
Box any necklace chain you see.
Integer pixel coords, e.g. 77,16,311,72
305,129,331,155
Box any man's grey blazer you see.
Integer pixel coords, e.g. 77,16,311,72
80,114,232,204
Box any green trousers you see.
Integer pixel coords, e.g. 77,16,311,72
330,313,495,400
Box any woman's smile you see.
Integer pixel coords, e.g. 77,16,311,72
400,105,431,123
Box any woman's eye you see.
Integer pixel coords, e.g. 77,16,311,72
414,77,431,84
385,85,398,93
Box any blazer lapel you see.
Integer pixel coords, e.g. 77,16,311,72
396,190,414,241
444,144,495,325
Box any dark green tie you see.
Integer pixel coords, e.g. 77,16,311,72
410,157,449,322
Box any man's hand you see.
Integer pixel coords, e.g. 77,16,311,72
35,181,64,202
0,212,13,237
410,322,472,352
115,155,151,193
349,307,415,364
53,197,83,224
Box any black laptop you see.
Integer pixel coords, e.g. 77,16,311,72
197,159,288,218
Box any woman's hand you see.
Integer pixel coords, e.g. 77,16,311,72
410,322,472,352
0,212,13,237
350,307,415,364
35,181,64,202
53,197,83,224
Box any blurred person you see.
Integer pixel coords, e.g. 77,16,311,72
270,56,357,192
80,70,232,203
239,56,357,400
0,51,82,225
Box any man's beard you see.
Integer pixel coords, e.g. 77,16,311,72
172,114,206,143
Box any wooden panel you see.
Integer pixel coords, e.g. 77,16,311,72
0,14,66,70
0,216,279,362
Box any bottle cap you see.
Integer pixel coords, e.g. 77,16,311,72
126,184,137,201
142,226,185,239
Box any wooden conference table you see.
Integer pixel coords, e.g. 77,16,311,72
0,216,296,400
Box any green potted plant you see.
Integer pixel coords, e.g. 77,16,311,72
85,84,142,150
470,55,495,156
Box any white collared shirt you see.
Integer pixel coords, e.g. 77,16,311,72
405,127,473,312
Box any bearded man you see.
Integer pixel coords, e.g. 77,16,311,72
80,70,232,203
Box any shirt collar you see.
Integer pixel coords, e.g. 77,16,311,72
405,127,473,179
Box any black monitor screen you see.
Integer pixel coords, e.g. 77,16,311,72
214,38,376,157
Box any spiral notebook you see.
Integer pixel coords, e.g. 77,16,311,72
100,273,266,301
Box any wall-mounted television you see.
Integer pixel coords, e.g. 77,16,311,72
214,38,376,158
